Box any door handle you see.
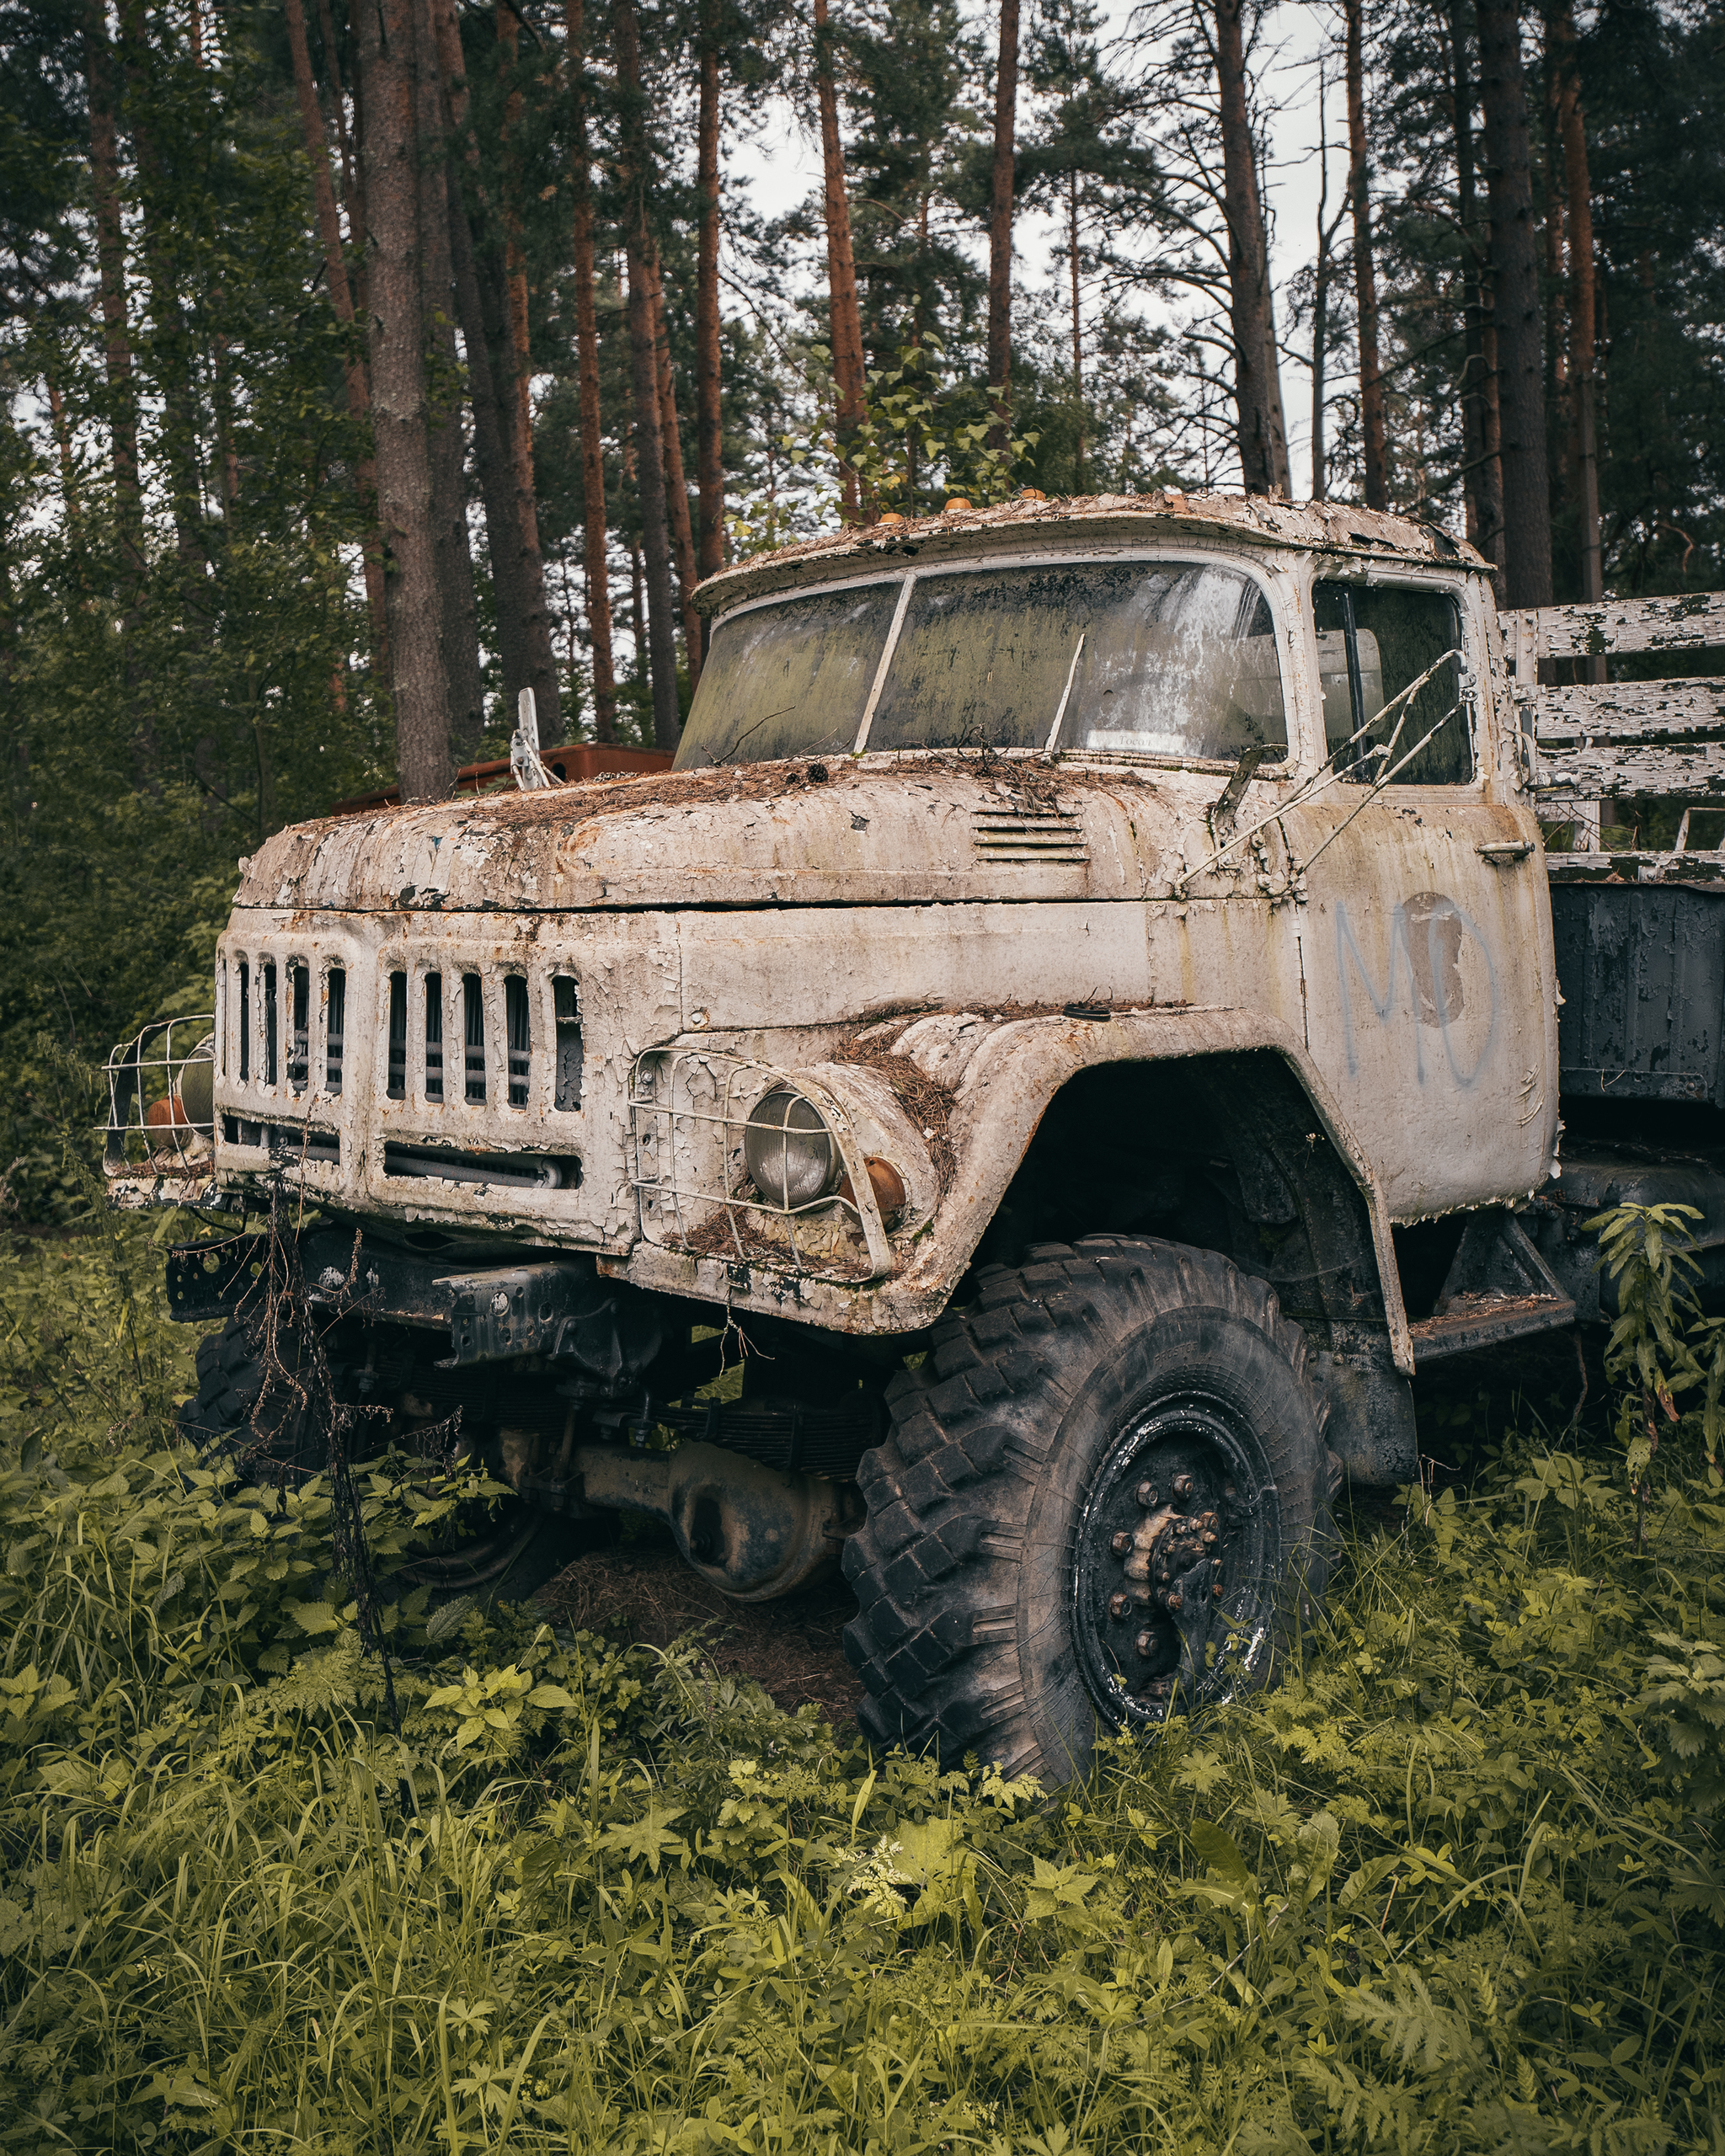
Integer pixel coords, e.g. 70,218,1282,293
1476,841,1535,863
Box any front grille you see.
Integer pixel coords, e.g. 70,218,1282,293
426,973,445,1101
506,976,531,1106
287,963,310,1091
554,976,581,1109
387,972,407,1097
462,975,485,1102
218,945,587,1197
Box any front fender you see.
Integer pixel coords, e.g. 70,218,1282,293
605,1003,1413,1376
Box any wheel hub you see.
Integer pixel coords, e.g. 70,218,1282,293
1071,1399,1276,1726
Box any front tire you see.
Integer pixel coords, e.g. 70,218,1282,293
841,1237,1335,1784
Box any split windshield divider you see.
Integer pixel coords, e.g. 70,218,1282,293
850,573,917,755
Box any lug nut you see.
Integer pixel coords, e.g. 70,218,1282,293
1172,1473,1194,1501
1135,1629,1156,1658
1108,1592,1132,1620
1135,1481,1158,1508
1164,1591,1183,1614
1110,1529,1133,1557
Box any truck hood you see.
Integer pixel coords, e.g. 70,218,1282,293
232,757,1216,913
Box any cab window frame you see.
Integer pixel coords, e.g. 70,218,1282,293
1300,566,1485,789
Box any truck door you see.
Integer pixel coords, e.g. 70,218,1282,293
1279,574,1556,1220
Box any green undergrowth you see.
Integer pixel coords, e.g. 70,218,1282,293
2,1221,1723,2153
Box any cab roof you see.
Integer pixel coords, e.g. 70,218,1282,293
694,488,1486,617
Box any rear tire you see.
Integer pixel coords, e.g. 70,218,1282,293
178,1315,604,1609
841,1236,1335,1784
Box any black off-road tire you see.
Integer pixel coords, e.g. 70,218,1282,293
178,1314,323,1476
841,1236,1336,1784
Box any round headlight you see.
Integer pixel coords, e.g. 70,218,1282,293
743,1087,840,1209
178,1033,216,1128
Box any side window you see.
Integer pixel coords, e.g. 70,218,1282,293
1312,581,1471,784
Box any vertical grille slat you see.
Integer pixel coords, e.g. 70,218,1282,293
263,962,279,1087
387,973,407,1099
287,963,310,1093
325,969,346,1095
425,973,444,1102
553,976,581,1111
505,976,531,1107
462,974,486,1103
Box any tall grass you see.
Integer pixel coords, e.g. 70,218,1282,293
2,1219,1722,2153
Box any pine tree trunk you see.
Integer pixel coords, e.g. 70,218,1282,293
119,0,208,576
813,0,866,519
1213,0,1290,497
1344,0,1387,510
45,369,83,530
357,0,454,801
427,0,533,722
83,0,142,570
696,11,724,590
412,0,483,764
492,0,561,737
1549,0,1602,606
614,0,682,749
447,167,533,713
647,247,703,688
986,0,1020,449
1069,168,1084,494
1448,0,1503,591
566,0,617,739
1542,45,1570,514
286,0,389,654
316,0,367,320
1311,88,1335,502
1477,0,1552,607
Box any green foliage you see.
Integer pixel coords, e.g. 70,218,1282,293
1589,1202,1725,1508
1,1219,1723,2150
769,338,1039,535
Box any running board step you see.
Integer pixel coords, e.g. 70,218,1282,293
1407,1209,1576,1366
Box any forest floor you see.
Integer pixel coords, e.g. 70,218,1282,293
542,1534,866,1723
1,1215,1721,2153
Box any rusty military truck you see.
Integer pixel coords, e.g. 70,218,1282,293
105,490,1725,1786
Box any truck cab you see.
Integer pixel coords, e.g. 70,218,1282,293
109,492,1684,1784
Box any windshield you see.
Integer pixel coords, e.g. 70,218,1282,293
676,558,1285,768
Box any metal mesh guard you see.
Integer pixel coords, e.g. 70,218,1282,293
103,1014,216,1179
629,1047,881,1280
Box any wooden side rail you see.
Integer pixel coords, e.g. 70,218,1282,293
1505,590,1725,867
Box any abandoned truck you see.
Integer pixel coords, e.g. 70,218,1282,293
104,491,1725,1785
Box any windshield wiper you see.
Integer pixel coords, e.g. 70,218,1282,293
1044,632,1087,753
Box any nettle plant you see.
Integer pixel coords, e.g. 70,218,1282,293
1589,1201,1725,1529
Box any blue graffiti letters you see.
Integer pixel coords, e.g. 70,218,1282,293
1335,892,1500,1086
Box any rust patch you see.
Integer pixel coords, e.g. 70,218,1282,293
674,1207,876,1283
1403,892,1467,1024
281,751,1168,854
833,1033,959,1197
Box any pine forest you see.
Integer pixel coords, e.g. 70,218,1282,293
3,0,1725,1129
